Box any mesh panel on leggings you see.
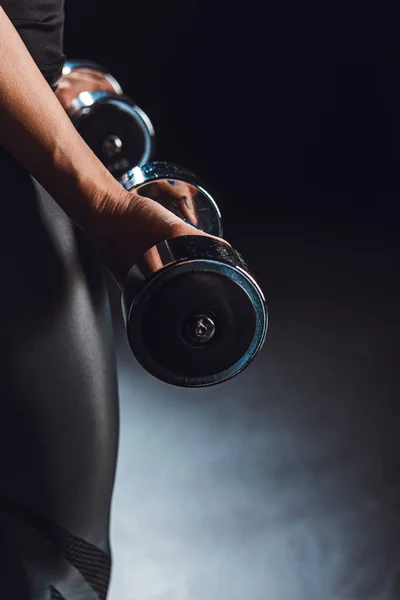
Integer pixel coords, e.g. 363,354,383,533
50,586,66,600
39,519,111,600
0,496,111,600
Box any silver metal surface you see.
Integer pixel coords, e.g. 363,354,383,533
119,162,223,237
62,59,123,95
123,235,246,305
65,90,104,120
182,314,216,345
61,59,156,171
66,91,155,169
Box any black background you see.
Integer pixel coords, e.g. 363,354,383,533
63,1,400,228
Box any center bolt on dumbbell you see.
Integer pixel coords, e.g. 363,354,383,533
119,161,268,388
182,313,216,346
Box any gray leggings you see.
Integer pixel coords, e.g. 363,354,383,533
0,147,119,600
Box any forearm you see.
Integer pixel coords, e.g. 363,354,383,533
0,7,126,240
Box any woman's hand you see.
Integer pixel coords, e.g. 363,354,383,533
139,180,199,226
55,67,116,111
92,188,220,287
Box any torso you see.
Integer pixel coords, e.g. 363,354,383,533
2,0,65,88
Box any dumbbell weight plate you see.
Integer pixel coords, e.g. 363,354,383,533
119,161,223,237
122,235,268,388
62,60,155,176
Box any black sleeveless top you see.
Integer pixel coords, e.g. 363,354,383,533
2,0,65,88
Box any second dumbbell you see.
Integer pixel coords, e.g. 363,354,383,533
59,59,155,176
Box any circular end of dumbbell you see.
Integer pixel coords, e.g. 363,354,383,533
72,93,155,176
124,238,267,387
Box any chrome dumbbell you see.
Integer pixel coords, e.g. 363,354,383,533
119,162,268,388
61,59,155,177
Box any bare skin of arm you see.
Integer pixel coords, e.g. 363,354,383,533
0,7,207,285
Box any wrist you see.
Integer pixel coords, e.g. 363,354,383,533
69,173,129,247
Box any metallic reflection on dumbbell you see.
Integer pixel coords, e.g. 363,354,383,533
119,161,223,237
61,59,155,176
102,134,123,158
120,161,268,388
